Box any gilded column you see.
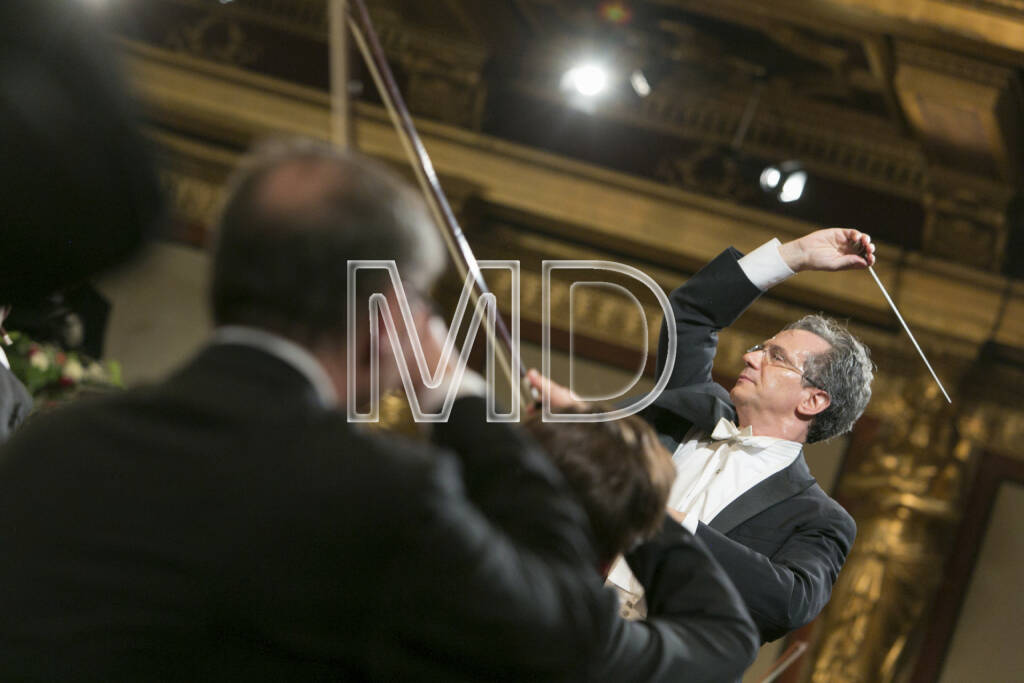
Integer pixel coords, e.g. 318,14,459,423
803,373,976,683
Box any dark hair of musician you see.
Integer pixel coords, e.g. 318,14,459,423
211,138,444,346
524,406,676,567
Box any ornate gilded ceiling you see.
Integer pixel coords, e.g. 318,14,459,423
108,0,1024,395
114,0,1024,277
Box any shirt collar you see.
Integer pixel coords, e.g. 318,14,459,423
707,417,802,461
210,326,338,409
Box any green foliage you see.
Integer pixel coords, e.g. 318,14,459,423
6,331,122,410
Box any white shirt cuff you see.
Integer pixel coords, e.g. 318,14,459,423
737,238,796,291
454,369,487,399
419,369,487,413
680,512,699,535
0,346,9,370
606,555,643,595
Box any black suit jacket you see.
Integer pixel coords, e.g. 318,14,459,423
640,249,857,644
0,342,756,681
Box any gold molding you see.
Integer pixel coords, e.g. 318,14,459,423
123,41,1023,362
655,0,1024,56
513,81,926,201
940,0,1024,17
823,0,1024,53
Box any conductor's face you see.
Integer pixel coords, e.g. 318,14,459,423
730,329,831,434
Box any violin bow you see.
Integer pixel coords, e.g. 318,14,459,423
336,0,532,410
758,640,808,683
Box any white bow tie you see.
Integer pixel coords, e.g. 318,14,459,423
709,417,779,450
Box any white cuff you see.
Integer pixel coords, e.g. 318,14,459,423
455,369,487,399
738,238,796,291
0,346,9,370
680,512,699,535
606,555,643,595
419,369,487,413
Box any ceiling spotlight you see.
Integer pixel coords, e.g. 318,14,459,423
630,69,651,97
563,63,608,97
760,161,807,203
759,167,781,191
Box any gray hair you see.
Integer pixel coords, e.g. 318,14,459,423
785,314,874,443
211,138,445,345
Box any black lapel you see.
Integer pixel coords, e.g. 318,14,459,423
708,452,817,535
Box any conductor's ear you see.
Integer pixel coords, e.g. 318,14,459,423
797,387,830,419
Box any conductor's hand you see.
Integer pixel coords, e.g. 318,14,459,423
779,228,875,272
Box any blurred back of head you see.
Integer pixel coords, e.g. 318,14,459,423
0,0,163,304
524,407,676,568
211,139,445,347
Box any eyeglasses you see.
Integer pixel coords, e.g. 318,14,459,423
745,342,826,390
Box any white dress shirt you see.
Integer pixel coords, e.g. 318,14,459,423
607,238,800,610
667,420,802,532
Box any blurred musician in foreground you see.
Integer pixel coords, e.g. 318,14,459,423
0,140,756,682
0,0,163,438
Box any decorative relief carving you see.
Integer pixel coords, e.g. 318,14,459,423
958,378,1024,460
165,0,327,38
163,0,489,129
921,169,1013,270
239,0,326,31
486,267,661,353
895,42,1016,88
164,13,262,67
582,86,926,198
158,169,223,238
807,374,972,683
405,64,487,130
654,145,760,202
359,6,490,129
936,0,1024,19
895,42,1023,186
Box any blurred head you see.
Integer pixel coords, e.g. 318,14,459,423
524,406,676,571
211,139,445,397
731,314,873,443
0,0,162,304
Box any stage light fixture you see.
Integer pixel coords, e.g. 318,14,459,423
760,161,806,203
563,63,608,97
759,167,781,191
630,69,651,97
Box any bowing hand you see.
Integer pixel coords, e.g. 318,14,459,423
525,369,583,413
